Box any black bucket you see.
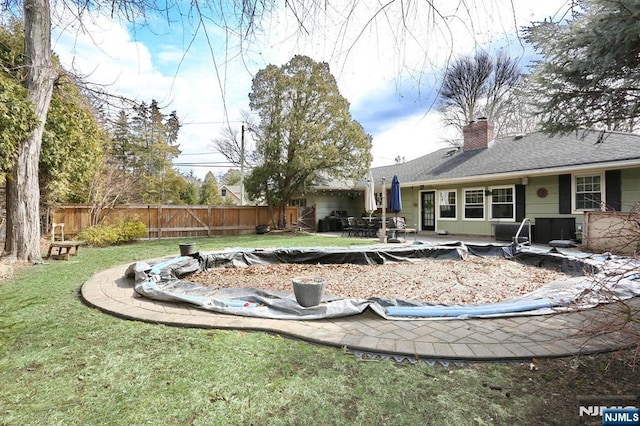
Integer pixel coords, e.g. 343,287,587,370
179,243,195,256
256,224,270,234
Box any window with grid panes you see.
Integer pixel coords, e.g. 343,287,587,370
490,187,514,219
575,175,602,210
464,189,485,219
438,190,457,219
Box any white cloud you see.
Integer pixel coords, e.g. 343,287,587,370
371,111,455,167
50,1,571,178
52,9,246,176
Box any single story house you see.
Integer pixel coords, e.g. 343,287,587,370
303,119,640,242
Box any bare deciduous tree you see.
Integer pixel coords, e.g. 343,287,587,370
574,202,640,359
437,51,533,143
212,112,259,168
86,159,138,226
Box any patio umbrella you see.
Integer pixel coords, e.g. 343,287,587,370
364,171,377,217
389,174,402,218
388,175,402,243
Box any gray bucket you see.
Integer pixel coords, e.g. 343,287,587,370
292,276,326,307
179,243,195,256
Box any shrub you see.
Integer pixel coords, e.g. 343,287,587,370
78,219,147,246
118,219,147,242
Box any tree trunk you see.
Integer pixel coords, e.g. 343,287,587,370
4,0,56,261
277,203,286,229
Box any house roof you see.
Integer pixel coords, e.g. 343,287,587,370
309,172,358,190
371,129,640,186
221,185,241,197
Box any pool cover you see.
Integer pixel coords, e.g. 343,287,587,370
126,242,640,320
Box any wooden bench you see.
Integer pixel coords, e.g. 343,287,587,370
46,240,86,260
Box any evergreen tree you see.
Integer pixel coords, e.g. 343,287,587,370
247,55,371,228
109,111,137,172
200,172,224,205
0,77,37,173
109,99,183,203
176,170,200,205
0,23,103,205
525,0,640,134
40,71,105,204
0,21,38,174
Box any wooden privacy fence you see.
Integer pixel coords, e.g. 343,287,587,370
49,204,300,239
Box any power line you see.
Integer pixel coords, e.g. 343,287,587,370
173,162,238,167
181,120,245,125
178,152,222,156
173,164,235,169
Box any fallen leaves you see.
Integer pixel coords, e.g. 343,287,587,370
190,257,568,305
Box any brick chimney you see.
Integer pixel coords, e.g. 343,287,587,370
462,118,494,151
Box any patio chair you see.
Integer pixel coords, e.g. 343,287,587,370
388,217,417,240
383,217,403,239
363,217,379,237
340,217,353,237
348,217,363,237
51,222,65,242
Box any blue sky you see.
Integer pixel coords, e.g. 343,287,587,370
51,0,572,178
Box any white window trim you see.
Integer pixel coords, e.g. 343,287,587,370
488,185,515,222
463,187,486,221
572,172,606,213
437,189,457,221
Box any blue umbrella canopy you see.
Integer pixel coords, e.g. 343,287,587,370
389,175,402,213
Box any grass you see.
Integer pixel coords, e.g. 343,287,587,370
1,233,638,425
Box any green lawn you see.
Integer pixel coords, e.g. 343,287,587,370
0,234,636,425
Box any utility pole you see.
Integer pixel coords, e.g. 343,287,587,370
240,124,245,206
380,177,387,243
